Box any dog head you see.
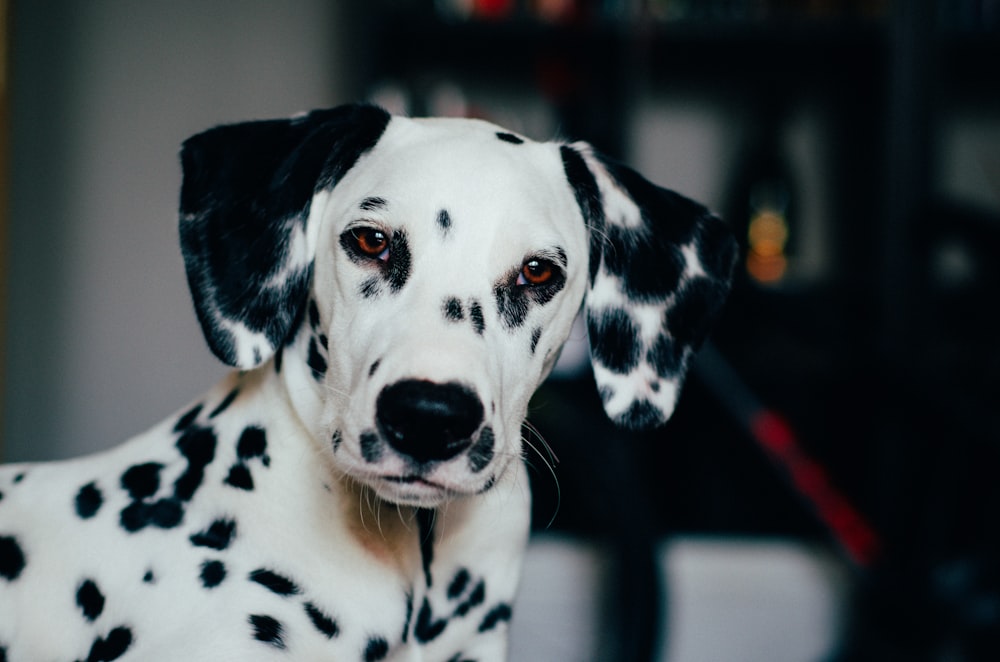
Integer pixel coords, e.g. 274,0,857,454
180,104,736,507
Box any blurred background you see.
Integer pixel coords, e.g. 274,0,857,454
2,0,998,660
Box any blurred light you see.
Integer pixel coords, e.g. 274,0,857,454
747,207,789,283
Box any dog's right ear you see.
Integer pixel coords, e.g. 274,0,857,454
179,104,391,369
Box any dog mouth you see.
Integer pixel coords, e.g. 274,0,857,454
372,473,461,506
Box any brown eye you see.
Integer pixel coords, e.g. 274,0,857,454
351,228,389,259
519,259,554,286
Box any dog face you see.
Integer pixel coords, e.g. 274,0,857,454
179,105,736,507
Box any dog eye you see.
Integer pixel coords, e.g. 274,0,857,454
349,227,390,260
517,258,556,287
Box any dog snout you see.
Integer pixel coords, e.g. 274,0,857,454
376,380,484,464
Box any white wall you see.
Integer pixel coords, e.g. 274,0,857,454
5,0,350,461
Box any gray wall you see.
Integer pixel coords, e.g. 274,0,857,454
5,0,350,461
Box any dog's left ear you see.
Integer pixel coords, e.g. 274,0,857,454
179,104,391,368
561,143,738,430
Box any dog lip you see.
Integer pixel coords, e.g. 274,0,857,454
381,474,436,486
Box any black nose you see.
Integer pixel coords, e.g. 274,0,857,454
376,380,484,464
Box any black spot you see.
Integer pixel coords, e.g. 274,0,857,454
414,598,447,643
143,570,155,583
175,403,203,432
249,568,300,596
360,276,382,299
331,430,343,451
443,297,464,322
237,426,268,460
469,300,486,336
308,336,328,381
209,389,240,419
174,425,217,502
496,131,524,144
454,579,486,617
76,579,105,622
402,592,414,643
620,400,665,430
494,284,529,330
360,431,383,463
587,308,641,374
530,327,542,354
119,497,184,533
647,333,683,378
76,482,103,519
200,560,227,588
0,536,26,581
416,508,436,589
477,475,497,494
190,518,236,550
437,209,452,233
386,231,411,292
249,614,286,650
359,196,387,212
369,359,381,377
225,464,254,491
79,626,133,662
448,569,470,600
478,603,513,632
120,462,163,501
468,428,494,474
274,347,284,373
12,474,24,484
304,602,339,639
364,636,389,662
560,145,605,285
665,277,728,349
308,299,322,330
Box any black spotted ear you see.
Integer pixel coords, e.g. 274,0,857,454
561,143,738,430
179,104,391,368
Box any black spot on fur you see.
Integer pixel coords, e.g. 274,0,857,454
448,569,470,600
647,333,683,378
620,400,665,429
369,359,381,377
479,603,513,632
249,568,300,596
225,464,254,491
201,560,227,588
209,389,239,419
494,284,529,330
331,430,343,451
417,508,436,589
666,277,728,349
174,403,203,432
364,637,389,661
0,536,26,581
308,336,327,381
77,579,105,621
120,463,163,501
174,425,217,502
415,598,447,643
143,570,155,584
237,426,268,460
468,427,494,474
78,626,133,662
119,497,184,533
530,327,542,354
308,299,321,330
587,308,641,374
469,301,486,335
360,276,382,299
304,602,340,639
190,518,236,550
249,614,286,650
402,592,414,643
560,146,605,285
360,431,383,463
359,196,387,212
76,482,103,519
496,132,524,144
437,209,452,233
12,474,24,484
454,579,486,617
387,231,411,292
443,297,464,322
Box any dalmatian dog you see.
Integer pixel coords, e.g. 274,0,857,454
0,104,735,661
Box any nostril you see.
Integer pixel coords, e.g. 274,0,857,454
376,380,484,463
